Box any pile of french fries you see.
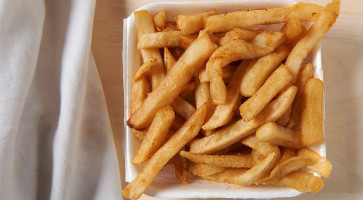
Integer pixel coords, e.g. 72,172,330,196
123,0,340,199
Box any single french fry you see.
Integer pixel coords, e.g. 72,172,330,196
240,46,289,97
266,156,314,182
298,147,332,178
133,58,157,82
285,0,340,82
281,16,302,42
204,3,323,33
137,31,182,49
203,60,252,130
189,86,297,154
208,31,285,104
176,11,218,35
174,150,189,184
287,63,314,129
164,47,177,73
256,122,303,149
240,65,292,121
180,151,254,168
276,105,292,126
189,163,225,177
301,78,324,146
219,28,258,46
199,64,236,83
134,10,165,89
241,135,281,160
128,34,217,129
170,96,196,120
274,172,324,193
203,153,277,186
122,104,207,199
162,21,180,32
153,9,168,31
132,106,175,164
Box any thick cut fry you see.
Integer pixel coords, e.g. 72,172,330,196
174,151,189,184
180,151,254,168
134,10,165,89
276,106,291,126
256,122,303,149
281,16,302,42
240,46,289,97
162,21,179,32
153,9,168,31
122,104,207,199
204,3,323,33
137,31,182,49
164,47,176,73
170,96,196,120
128,34,217,129
286,0,340,81
189,163,225,177
204,153,276,186
219,28,258,46
241,135,281,160
301,78,324,146
240,65,292,121
287,63,314,129
176,11,218,35
267,156,314,181
189,86,297,154
298,147,332,178
274,172,324,193
132,106,175,164
133,58,157,82
208,31,285,104
203,60,252,130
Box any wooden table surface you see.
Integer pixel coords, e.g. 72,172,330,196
91,0,363,199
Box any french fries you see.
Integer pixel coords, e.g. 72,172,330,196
239,65,292,121
122,104,207,199
301,78,324,146
125,1,339,197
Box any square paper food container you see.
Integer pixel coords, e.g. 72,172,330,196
123,0,326,198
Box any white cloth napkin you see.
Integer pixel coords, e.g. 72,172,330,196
0,0,122,199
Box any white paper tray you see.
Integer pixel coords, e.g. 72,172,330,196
123,0,326,198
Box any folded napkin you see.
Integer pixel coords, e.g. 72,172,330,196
0,0,122,199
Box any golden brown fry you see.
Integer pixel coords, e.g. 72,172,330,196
239,65,292,121
131,78,151,114
180,82,195,98
301,78,324,146
298,147,332,178
287,63,314,129
274,172,324,193
278,148,297,165
208,31,285,104
203,153,277,186
204,3,323,33
285,0,340,82
241,135,281,159
153,9,168,31
176,11,218,35
128,34,217,129
240,46,290,97
170,96,196,120
137,31,182,49
199,64,236,83
164,47,176,73
219,28,258,46
122,104,207,199
189,163,225,177
162,21,180,32
251,149,265,164
132,106,175,164
180,151,254,168
256,122,303,149
179,35,198,49
203,60,252,130
276,106,291,126
171,114,185,131
281,16,302,42
189,86,297,154
134,10,165,89
132,58,157,82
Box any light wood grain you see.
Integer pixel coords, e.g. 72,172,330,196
92,0,363,199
